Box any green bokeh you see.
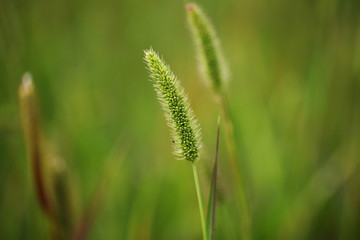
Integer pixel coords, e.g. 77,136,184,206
1,0,359,239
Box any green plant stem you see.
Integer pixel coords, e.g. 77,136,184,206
192,164,207,240
219,92,251,240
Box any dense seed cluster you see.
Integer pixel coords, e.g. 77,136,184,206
144,49,201,162
187,3,228,94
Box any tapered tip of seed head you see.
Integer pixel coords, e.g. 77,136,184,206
144,48,158,63
186,3,194,11
19,72,34,98
144,48,157,56
144,48,153,56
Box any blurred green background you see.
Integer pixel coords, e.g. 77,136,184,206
1,0,360,239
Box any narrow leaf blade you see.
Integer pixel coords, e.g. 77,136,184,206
206,117,220,240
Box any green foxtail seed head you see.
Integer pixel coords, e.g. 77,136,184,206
186,3,228,94
144,48,201,163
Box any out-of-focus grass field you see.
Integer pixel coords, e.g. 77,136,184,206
1,0,360,239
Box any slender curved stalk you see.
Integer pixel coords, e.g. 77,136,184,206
192,164,207,240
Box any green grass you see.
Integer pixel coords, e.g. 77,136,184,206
1,0,360,239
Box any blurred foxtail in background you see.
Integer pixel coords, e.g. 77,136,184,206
187,3,252,239
18,74,124,240
19,73,77,239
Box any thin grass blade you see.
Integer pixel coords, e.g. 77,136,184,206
206,117,220,240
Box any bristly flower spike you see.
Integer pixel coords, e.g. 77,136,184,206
186,3,228,94
144,48,201,163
